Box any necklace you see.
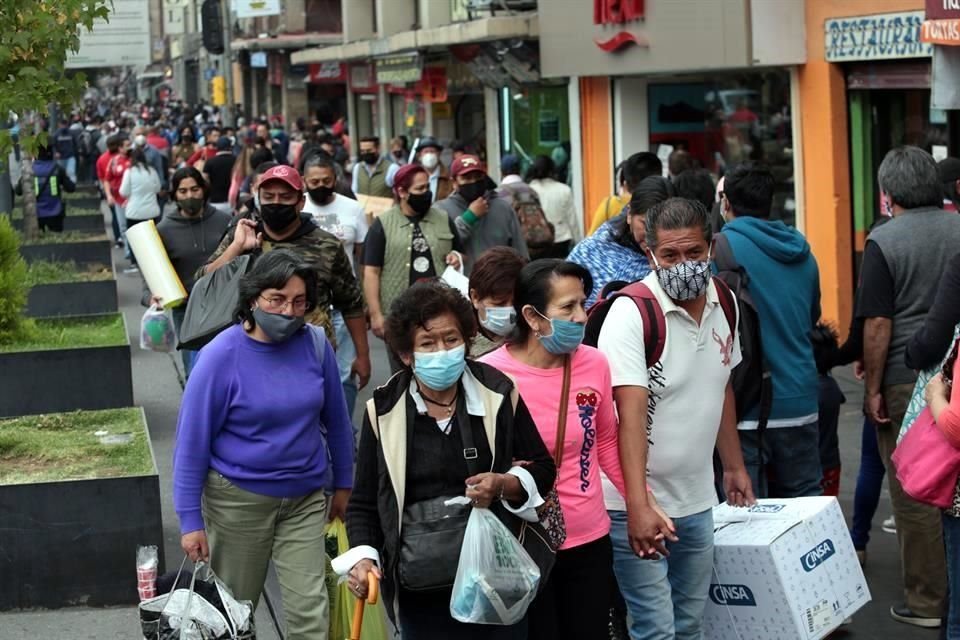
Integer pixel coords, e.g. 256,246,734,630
420,387,458,416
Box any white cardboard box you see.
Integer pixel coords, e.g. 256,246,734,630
703,497,871,640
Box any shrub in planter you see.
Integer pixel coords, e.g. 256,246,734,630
25,261,117,317
0,216,29,344
0,408,165,609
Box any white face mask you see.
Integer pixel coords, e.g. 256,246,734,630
421,152,439,170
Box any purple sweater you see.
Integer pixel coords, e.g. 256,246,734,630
173,323,354,534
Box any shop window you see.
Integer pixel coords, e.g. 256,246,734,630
503,85,571,182
648,70,795,226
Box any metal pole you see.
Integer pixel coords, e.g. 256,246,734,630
220,0,235,127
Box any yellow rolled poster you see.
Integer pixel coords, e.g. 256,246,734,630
126,220,187,309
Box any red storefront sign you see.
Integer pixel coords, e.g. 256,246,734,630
593,0,649,52
926,0,960,20
415,67,448,103
308,62,346,83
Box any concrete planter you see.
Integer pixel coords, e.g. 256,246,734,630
0,408,165,610
25,280,119,318
20,239,112,266
12,214,105,233
0,314,133,418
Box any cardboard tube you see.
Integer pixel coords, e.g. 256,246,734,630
126,220,187,309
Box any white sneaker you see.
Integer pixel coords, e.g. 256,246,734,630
882,516,896,534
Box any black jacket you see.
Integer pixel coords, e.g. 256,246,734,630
346,360,555,627
906,251,960,371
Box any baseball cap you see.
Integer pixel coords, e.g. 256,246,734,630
216,136,233,151
500,154,520,175
417,136,443,152
939,157,960,184
259,165,303,192
450,155,485,178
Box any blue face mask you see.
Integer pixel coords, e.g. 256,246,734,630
413,344,467,391
534,309,584,355
479,305,516,337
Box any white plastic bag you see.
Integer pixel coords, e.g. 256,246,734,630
140,304,176,352
440,258,469,298
447,497,540,625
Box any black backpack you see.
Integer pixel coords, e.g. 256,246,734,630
712,233,773,431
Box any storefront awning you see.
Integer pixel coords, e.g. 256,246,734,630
232,32,343,51
291,15,538,65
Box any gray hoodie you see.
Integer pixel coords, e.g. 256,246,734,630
142,204,232,305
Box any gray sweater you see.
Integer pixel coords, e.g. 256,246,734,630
435,192,529,271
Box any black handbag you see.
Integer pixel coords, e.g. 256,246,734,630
177,253,253,350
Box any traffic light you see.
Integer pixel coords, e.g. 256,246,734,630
201,0,224,55
211,76,226,106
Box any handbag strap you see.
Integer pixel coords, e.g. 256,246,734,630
553,355,572,468
456,387,486,477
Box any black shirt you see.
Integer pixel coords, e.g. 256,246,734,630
204,153,234,203
363,212,463,286
856,240,895,319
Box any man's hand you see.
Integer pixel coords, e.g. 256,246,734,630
106,192,115,207
370,311,385,339
722,467,756,507
853,360,865,380
351,354,371,389
865,391,891,425
327,488,351,522
468,196,489,218
627,501,678,559
231,218,262,252
149,295,164,308
445,252,462,271
181,530,209,562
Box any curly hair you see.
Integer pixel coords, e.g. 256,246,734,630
385,280,477,362
233,250,318,328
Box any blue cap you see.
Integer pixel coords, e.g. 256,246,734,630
501,154,521,174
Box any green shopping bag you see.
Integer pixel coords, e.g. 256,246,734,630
325,518,388,640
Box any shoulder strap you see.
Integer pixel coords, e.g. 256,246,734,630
554,355,572,467
712,278,737,338
585,281,666,365
712,233,741,275
307,324,327,367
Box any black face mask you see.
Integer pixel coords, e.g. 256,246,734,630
179,197,204,215
406,190,433,215
308,186,334,204
360,152,378,165
260,203,299,230
458,181,487,204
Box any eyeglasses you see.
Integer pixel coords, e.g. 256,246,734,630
258,295,308,314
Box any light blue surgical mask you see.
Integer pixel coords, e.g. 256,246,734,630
533,309,584,355
413,344,467,391
479,305,516,337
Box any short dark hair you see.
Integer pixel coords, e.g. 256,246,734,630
645,197,712,250
234,250,318,327
525,155,556,182
384,280,477,362
106,134,123,153
673,169,715,211
205,125,221,136
249,148,274,171
253,160,279,178
469,247,528,302
668,149,694,177
877,146,943,210
301,151,336,174
359,136,380,147
171,167,209,202
511,259,593,344
621,152,663,193
723,163,775,219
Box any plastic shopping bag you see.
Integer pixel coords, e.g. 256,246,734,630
140,304,176,352
447,498,540,625
325,518,388,640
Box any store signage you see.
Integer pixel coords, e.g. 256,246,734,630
593,0,648,52
308,62,346,83
250,51,267,68
922,19,960,44
927,0,960,20
375,55,422,85
415,67,448,103
825,11,932,62
232,0,280,19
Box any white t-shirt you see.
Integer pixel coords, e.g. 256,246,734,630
597,271,741,518
302,193,368,272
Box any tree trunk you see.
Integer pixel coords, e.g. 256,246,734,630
20,156,38,241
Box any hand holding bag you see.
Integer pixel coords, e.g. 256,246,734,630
892,406,960,508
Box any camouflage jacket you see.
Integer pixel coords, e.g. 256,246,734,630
202,213,364,343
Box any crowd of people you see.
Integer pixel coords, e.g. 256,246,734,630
18,101,960,639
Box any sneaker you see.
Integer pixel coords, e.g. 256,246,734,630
890,604,941,628
114,239,125,249
882,516,896,534
123,265,140,274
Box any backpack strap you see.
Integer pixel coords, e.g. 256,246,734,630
712,278,737,340
586,281,666,366
712,232,739,273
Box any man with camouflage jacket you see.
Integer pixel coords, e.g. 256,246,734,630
201,165,371,388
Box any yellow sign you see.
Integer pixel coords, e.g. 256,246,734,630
432,102,453,119
211,76,227,106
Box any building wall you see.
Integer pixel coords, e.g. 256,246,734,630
799,0,924,329
579,77,614,232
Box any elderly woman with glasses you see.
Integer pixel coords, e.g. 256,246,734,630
173,249,355,639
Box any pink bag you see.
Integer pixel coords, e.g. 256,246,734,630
892,407,960,509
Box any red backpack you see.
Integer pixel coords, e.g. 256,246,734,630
583,278,737,366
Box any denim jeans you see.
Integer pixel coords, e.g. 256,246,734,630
170,306,197,378
850,417,885,551
332,311,358,428
739,422,822,499
943,513,960,639
610,508,714,640
56,156,76,183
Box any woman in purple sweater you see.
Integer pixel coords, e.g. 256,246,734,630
173,249,355,639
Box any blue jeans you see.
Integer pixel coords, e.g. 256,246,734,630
610,508,714,640
332,311,358,429
739,423,822,499
944,513,960,639
170,306,197,378
850,418,885,551
57,157,76,183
